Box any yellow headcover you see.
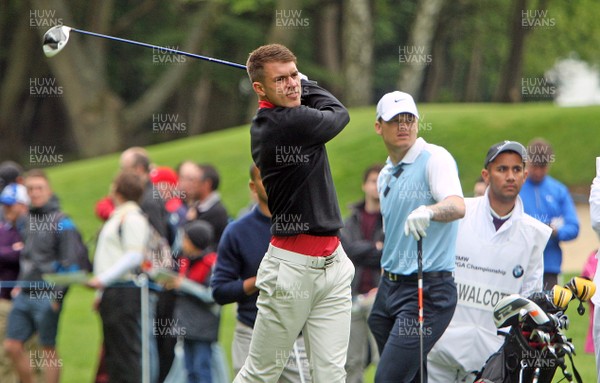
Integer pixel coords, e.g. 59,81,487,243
565,277,596,302
551,285,573,310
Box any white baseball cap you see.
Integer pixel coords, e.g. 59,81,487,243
376,91,419,121
0,183,30,206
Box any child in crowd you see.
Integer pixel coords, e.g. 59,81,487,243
166,220,219,383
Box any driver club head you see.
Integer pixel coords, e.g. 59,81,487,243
43,25,72,57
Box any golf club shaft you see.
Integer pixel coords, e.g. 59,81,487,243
417,238,424,383
70,28,247,70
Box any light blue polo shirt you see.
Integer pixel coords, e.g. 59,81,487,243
378,137,463,275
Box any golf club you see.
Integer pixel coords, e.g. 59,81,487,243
42,25,247,70
292,340,306,383
417,238,424,383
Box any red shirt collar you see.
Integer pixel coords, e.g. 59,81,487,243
258,100,275,109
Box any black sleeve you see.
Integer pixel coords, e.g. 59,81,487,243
282,80,350,145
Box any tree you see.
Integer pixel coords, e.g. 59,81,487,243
342,0,373,106
30,0,223,157
494,0,549,102
316,0,343,97
493,0,529,102
0,2,35,159
397,0,445,99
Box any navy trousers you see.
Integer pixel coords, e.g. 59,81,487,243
368,273,457,383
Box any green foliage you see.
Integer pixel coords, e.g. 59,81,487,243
229,0,275,14
525,0,600,78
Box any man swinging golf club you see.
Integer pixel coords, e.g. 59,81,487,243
234,44,354,383
368,91,465,382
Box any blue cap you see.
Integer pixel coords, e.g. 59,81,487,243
0,183,30,206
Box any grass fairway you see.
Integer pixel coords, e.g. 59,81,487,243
47,102,600,382
58,274,597,382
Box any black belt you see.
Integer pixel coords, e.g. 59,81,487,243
383,270,452,282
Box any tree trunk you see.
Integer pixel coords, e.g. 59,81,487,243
189,74,213,135
493,0,528,102
464,37,483,102
0,10,33,159
421,23,446,102
317,1,343,97
342,0,373,106
397,0,445,99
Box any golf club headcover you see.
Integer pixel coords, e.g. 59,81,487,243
551,285,574,310
565,276,596,302
493,294,550,328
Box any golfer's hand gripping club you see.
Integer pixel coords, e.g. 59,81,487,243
404,205,434,241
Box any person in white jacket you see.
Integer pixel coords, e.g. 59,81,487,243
428,141,552,383
590,157,600,383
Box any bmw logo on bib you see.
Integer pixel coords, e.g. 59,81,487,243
513,265,524,278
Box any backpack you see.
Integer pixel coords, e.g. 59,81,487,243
118,212,174,275
55,213,93,273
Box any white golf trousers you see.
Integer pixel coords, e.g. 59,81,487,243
234,243,354,383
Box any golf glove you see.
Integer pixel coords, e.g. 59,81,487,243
404,205,434,241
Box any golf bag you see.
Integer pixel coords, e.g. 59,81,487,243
474,326,571,383
475,278,595,383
